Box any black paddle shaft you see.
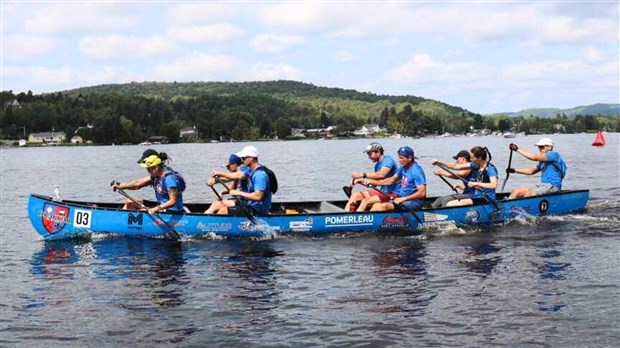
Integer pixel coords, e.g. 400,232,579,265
501,150,514,192
213,176,256,224
110,181,180,240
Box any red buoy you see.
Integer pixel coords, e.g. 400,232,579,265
592,130,606,146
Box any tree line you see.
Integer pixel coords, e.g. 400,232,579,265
1,82,618,144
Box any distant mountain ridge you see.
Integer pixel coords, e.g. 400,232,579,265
492,103,620,118
62,80,471,115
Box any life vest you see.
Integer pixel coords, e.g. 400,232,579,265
152,168,186,195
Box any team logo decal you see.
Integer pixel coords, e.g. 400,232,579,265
423,212,449,222
381,215,409,228
465,209,480,223
539,200,549,214
41,203,70,234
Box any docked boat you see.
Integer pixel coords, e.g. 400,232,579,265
28,190,590,240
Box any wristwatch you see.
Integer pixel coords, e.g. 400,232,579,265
362,173,367,179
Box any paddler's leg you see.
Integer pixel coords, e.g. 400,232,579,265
216,199,236,215
358,195,381,211
445,198,473,207
345,191,364,211
369,202,393,212
508,187,531,200
123,199,143,210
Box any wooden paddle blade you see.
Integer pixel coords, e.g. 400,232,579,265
342,186,352,198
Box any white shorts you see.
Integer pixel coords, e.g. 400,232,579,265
530,183,559,195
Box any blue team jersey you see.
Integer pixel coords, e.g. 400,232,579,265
238,166,251,192
246,166,272,214
151,166,185,211
536,150,566,189
468,162,498,200
395,162,426,204
462,167,476,195
375,155,399,193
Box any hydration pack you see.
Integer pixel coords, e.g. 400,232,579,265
255,166,278,194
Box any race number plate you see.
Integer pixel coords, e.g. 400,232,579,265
73,209,92,228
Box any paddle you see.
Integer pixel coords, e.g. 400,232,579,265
436,173,459,194
363,183,423,225
207,180,224,201
433,163,500,211
213,176,256,224
110,181,180,240
501,149,514,192
342,178,355,198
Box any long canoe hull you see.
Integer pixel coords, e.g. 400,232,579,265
28,190,590,240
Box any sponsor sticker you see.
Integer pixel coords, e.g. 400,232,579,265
41,203,70,234
325,215,374,228
539,199,549,214
423,212,449,222
289,218,313,232
381,215,409,228
465,209,480,223
197,221,232,232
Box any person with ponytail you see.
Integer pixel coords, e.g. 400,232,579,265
431,146,498,207
111,149,186,213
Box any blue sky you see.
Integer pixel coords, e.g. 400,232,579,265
1,1,618,114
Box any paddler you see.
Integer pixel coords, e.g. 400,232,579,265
507,137,567,199
111,149,186,214
204,153,250,214
356,146,426,212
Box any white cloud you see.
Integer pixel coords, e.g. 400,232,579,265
79,35,176,59
383,54,491,85
167,23,245,44
167,3,240,24
152,54,239,81
3,35,59,59
249,62,302,81
585,47,602,63
25,3,139,34
3,65,73,87
252,34,305,55
333,51,357,63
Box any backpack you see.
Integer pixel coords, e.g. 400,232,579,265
550,161,567,179
255,166,278,194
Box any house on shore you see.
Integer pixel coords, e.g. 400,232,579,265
28,131,66,144
147,136,169,144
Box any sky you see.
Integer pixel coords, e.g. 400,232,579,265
1,1,619,114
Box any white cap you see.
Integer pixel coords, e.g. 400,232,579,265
236,145,259,158
534,137,554,147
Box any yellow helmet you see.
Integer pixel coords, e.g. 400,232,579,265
139,155,162,168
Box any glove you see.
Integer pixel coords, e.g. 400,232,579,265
509,143,518,151
507,168,516,173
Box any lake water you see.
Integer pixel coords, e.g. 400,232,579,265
1,134,619,347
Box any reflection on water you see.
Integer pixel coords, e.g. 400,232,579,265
369,240,435,317
462,240,503,277
534,242,570,313
31,238,187,309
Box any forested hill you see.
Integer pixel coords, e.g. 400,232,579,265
2,80,618,145
66,80,434,106
64,80,471,115
495,103,620,118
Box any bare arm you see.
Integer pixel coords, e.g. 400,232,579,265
516,148,547,162
395,185,426,204
231,189,264,202
513,166,540,176
468,176,498,190
359,172,400,187
431,159,470,170
114,176,151,190
352,166,393,180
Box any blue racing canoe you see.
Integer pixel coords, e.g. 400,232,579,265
27,190,589,240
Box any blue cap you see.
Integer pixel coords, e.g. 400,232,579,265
397,146,416,159
227,154,242,166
